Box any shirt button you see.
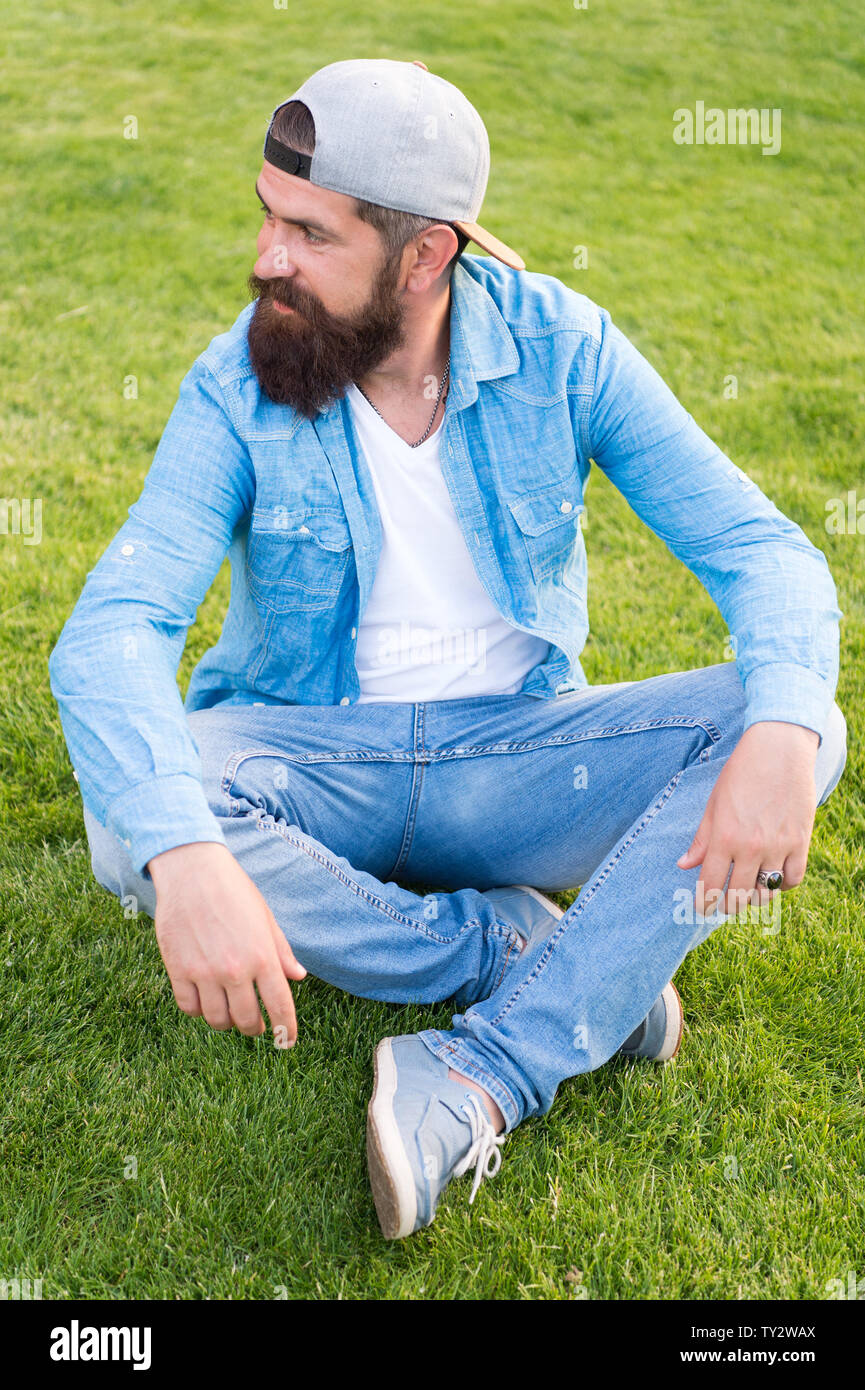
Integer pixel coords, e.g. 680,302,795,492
298,524,310,533
123,837,131,849
560,500,573,513
350,627,357,639
339,696,350,706
120,543,135,555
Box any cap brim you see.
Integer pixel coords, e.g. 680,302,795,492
452,220,525,271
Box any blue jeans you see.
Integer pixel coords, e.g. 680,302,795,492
83,663,847,1132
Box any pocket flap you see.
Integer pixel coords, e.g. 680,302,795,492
506,483,584,536
251,504,352,552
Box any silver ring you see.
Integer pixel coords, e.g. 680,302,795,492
756,868,784,891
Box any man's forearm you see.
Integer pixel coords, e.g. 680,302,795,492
48,358,254,882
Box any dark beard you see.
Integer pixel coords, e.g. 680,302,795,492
246,252,406,419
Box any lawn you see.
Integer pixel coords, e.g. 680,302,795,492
1,0,863,1299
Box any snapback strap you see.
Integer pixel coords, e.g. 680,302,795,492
263,132,313,179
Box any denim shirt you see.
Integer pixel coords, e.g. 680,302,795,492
48,254,841,877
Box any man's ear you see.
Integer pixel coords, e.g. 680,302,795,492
404,224,459,292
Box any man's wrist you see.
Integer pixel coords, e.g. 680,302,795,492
742,719,820,757
147,840,233,889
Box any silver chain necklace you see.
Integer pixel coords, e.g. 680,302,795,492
355,351,451,448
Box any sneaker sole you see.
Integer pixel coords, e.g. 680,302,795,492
658,980,684,1061
517,887,684,1063
366,1037,418,1240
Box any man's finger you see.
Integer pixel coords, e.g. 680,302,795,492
257,962,298,1048
677,816,711,869
697,846,733,918
270,921,308,981
226,981,266,1037
171,978,202,1017
198,982,233,1031
724,856,761,917
782,844,809,890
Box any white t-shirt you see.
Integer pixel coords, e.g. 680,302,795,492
346,382,550,702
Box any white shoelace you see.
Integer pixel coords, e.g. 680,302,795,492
452,1094,507,1205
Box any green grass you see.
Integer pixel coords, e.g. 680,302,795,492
1,0,863,1299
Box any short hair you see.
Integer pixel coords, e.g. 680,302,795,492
268,100,470,274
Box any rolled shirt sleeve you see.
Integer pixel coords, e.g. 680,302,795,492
585,309,841,742
48,359,255,877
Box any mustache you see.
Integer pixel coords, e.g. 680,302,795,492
248,273,320,321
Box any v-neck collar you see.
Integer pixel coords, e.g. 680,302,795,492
346,381,445,452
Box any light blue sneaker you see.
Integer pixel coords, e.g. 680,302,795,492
366,1035,506,1239
484,885,683,1062
618,980,683,1062
483,883,570,948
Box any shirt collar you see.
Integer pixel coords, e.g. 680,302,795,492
446,258,520,410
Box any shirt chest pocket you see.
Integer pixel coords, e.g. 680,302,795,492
245,504,353,613
506,480,584,584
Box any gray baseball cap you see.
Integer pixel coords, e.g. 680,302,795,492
262,57,525,270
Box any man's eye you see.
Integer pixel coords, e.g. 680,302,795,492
257,206,322,244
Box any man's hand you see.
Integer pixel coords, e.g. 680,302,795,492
147,842,307,1043
677,720,820,916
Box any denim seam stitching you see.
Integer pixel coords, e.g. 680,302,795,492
427,1038,519,1126
389,703,427,877
219,714,719,815
222,748,427,771
247,811,497,943
388,758,426,877
414,716,724,762
490,934,520,995
218,748,412,797
218,717,720,772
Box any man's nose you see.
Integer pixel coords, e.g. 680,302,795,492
254,243,298,279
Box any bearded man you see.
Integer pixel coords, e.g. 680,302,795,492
49,58,847,1240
